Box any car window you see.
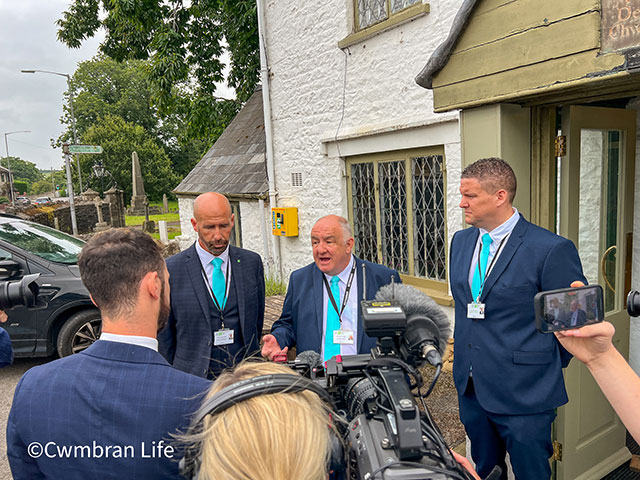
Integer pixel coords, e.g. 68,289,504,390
0,247,13,260
0,221,84,264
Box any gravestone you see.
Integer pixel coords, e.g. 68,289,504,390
162,194,169,213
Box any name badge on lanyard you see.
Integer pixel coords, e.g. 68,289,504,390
467,302,485,319
214,328,234,346
333,330,355,345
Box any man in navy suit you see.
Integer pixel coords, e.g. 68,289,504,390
0,310,12,367
6,228,211,480
262,215,401,361
450,158,585,480
159,192,265,378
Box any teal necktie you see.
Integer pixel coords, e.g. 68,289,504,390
211,257,226,309
471,233,493,301
324,276,341,362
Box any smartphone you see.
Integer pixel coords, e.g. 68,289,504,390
534,285,604,333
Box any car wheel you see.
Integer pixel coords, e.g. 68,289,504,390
56,310,102,357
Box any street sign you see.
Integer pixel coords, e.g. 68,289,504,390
68,144,103,154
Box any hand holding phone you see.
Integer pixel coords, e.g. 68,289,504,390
534,285,604,333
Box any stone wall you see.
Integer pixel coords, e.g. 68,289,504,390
28,203,113,235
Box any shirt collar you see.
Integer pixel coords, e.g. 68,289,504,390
480,207,520,243
324,255,355,284
195,240,230,266
99,332,158,352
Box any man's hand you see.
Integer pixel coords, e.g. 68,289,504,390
0,310,7,323
261,334,288,360
555,321,615,368
451,451,481,480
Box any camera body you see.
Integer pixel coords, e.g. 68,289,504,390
628,290,640,317
286,300,467,480
0,274,42,310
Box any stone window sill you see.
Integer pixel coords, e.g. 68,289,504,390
338,3,430,49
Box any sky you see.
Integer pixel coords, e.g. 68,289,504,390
0,0,104,170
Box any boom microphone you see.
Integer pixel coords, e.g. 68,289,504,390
374,284,451,366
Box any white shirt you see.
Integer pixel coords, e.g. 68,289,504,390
196,241,231,301
99,332,158,352
467,208,521,293
321,255,358,359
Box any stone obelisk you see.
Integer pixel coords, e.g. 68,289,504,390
130,151,148,215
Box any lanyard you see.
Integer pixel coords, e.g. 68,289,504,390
475,235,508,302
323,263,356,323
199,259,230,323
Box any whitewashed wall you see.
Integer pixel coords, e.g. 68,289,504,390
627,100,640,374
263,0,465,280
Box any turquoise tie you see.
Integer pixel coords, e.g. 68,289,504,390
211,257,226,309
471,233,493,301
324,276,341,362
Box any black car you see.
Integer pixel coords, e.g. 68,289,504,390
0,214,100,357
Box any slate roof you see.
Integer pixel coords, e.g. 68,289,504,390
173,88,268,197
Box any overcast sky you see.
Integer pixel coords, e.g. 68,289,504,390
0,0,105,170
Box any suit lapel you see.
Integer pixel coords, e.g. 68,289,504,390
229,246,246,333
312,265,324,348
185,244,213,327
480,217,527,301
355,257,365,352
460,229,480,303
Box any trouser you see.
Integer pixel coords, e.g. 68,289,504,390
458,378,555,480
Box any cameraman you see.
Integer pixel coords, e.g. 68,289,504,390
0,310,12,367
555,320,640,443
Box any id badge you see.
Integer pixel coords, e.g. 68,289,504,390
333,330,355,345
214,328,234,346
467,302,485,319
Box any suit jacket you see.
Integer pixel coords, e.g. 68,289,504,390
0,326,12,367
159,243,265,377
6,340,211,480
450,216,585,415
270,257,401,354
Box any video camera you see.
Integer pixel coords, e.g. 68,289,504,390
628,290,640,317
284,273,480,480
0,274,42,310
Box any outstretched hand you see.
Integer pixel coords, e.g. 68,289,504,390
261,334,288,360
555,321,615,368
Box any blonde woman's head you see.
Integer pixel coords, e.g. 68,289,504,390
184,360,335,480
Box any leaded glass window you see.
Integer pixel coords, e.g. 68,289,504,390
348,149,447,285
357,0,422,30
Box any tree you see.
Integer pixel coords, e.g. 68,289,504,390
1,157,44,185
57,0,258,139
81,115,178,201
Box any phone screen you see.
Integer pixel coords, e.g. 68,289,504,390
534,285,604,333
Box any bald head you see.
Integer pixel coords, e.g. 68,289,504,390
191,192,235,255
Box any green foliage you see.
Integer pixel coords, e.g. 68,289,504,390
81,114,178,201
0,197,9,205
1,157,44,185
57,0,260,138
265,276,287,297
13,181,28,195
31,178,55,195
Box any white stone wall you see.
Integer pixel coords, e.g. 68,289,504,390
176,195,196,251
237,199,276,275
627,100,640,374
263,0,465,279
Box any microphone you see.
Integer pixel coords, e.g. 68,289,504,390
295,350,323,369
374,284,452,366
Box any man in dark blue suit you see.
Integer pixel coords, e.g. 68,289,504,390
263,215,400,361
450,158,586,480
6,228,211,480
0,310,12,367
159,192,265,378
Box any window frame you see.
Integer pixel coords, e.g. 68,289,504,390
346,146,449,300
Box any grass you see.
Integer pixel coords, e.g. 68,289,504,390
125,212,180,226
265,275,287,296
148,199,178,211
149,230,181,241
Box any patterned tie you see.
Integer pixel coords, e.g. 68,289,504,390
471,233,493,301
324,276,341,362
211,257,226,310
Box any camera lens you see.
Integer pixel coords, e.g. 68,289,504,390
0,274,40,309
628,290,640,318
345,377,377,419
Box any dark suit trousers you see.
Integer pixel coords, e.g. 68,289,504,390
459,379,555,480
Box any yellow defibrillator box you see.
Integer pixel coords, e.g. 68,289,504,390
271,207,298,237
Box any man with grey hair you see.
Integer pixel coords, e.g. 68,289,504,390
263,214,401,361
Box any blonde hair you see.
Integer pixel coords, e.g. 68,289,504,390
184,360,334,480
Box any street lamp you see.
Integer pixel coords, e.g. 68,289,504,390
3,130,31,205
21,69,83,193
